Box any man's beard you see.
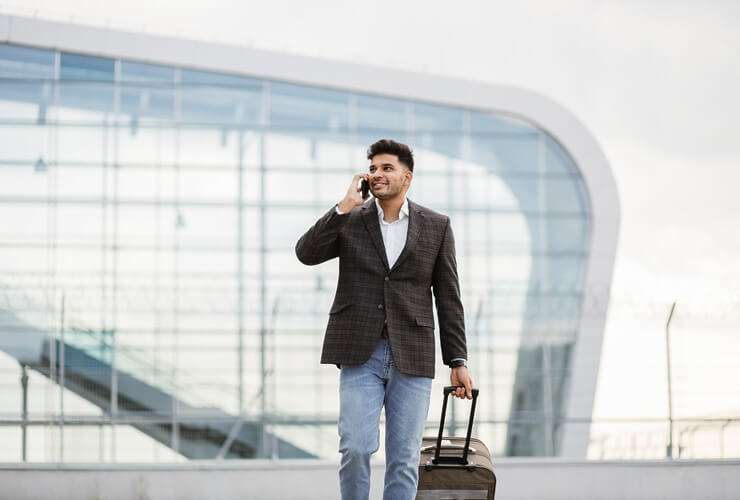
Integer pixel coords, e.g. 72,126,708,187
371,184,401,200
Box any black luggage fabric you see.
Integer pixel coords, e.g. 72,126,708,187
416,386,496,500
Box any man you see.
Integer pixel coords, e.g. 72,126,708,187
295,139,474,500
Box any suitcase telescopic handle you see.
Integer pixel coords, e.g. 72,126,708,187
432,386,479,466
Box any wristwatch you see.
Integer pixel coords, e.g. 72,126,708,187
450,359,467,368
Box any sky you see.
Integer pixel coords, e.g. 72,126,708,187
1,0,739,455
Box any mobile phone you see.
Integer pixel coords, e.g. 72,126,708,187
360,179,370,200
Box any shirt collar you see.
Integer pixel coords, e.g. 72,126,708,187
375,197,409,223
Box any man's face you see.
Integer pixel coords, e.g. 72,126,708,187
368,153,412,200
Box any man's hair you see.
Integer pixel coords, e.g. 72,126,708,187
367,139,414,172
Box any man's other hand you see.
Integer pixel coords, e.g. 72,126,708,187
450,366,474,399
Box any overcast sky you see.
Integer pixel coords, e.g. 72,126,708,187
2,0,739,424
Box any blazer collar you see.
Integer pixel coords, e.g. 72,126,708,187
361,197,425,273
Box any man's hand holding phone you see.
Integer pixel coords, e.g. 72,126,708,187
337,174,371,214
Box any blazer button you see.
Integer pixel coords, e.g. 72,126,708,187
384,276,390,282
378,304,384,310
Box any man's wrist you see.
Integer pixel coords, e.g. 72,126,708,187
337,197,359,214
449,359,467,368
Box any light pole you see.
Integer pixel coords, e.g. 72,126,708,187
665,301,676,459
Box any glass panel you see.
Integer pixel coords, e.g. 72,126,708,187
0,43,54,79
0,43,54,112
468,125,540,175
270,82,348,132
545,218,590,254
116,126,178,165
412,102,463,158
173,206,238,248
354,94,408,147
318,169,353,203
120,61,175,120
180,68,262,126
60,52,114,81
0,204,48,244
177,166,238,202
267,208,321,250
116,205,176,245
544,177,589,214
0,428,20,461
55,124,106,163
0,124,48,163
541,255,586,292
117,164,176,201
56,164,104,199
0,162,48,198
264,133,313,168
59,52,114,113
544,135,579,175
54,205,104,244
176,128,240,168
266,170,313,203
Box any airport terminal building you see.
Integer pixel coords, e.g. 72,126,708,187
0,13,619,463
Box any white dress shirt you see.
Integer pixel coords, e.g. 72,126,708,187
374,197,409,269
335,197,466,366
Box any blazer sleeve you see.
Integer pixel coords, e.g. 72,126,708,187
295,205,350,266
432,217,468,366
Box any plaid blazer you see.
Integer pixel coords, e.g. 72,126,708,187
295,198,467,379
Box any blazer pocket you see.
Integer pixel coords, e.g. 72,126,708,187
329,302,353,314
415,315,435,328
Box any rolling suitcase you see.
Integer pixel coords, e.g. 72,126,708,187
416,386,496,500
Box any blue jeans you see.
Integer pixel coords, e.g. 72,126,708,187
338,337,433,500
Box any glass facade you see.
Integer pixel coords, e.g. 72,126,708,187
0,41,591,461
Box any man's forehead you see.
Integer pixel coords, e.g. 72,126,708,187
370,154,399,166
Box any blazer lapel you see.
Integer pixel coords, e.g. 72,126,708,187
390,198,425,273
361,200,390,271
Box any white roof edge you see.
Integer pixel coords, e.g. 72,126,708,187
0,12,620,458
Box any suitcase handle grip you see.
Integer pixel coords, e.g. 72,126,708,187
443,386,479,397
432,386,479,465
